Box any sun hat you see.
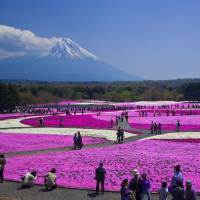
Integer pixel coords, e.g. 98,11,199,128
132,169,139,176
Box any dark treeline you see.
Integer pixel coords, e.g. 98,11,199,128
1,79,200,112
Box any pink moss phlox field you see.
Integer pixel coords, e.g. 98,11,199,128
21,114,111,129
130,115,200,130
155,139,200,143
5,140,200,192
0,133,107,153
0,113,32,121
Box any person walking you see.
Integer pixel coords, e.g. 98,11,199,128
95,162,106,195
0,154,6,183
141,174,151,200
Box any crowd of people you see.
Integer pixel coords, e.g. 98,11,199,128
150,120,181,134
119,164,196,200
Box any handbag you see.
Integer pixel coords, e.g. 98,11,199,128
128,191,136,200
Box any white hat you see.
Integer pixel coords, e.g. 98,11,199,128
132,169,139,176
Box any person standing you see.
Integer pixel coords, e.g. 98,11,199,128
73,133,78,150
170,164,184,191
141,174,151,200
77,132,83,149
129,169,143,200
117,127,122,143
153,123,157,134
59,118,64,128
0,154,6,183
171,180,184,200
184,180,197,200
158,123,162,134
176,120,180,132
150,121,154,134
95,162,106,194
120,128,124,142
158,182,168,200
120,179,131,200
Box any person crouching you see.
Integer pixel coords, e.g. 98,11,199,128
44,168,57,190
21,171,37,188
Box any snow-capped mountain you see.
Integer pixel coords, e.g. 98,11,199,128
49,38,98,60
0,25,142,81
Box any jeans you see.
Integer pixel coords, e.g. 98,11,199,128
141,190,151,200
0,169,4,182
96,178,104,193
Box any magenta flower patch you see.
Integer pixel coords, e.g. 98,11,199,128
4,139,200,192
129,115,200,131
21,114,112,129
0,133,107,153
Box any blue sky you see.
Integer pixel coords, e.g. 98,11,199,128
0,0,200,80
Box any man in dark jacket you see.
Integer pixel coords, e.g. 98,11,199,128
0,154,6,183
95,162,106,194
129,169,143,200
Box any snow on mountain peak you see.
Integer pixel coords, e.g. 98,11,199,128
49,38,98,60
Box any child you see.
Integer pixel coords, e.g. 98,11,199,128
158,182,168,200
120,179,131,200
141,174,151,200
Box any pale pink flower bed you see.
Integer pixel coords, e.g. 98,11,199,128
21,114,111,129
130,115,200,130
5,139,200,191
0,133,107,153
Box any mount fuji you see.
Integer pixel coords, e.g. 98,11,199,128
0,25,141,82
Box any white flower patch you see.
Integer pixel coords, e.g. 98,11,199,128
0,117,136,141
0,117,31,128
0,127,135,141
141,132,200,140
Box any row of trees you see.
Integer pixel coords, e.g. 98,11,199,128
0,80,200,112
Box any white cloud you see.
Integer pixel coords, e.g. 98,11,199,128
0,25,57,59
0,25,98,60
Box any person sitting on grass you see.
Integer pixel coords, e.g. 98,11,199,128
44,168,57,190
184,180,197,200
21,171,37,188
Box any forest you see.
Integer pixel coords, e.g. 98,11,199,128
1,79,200,112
